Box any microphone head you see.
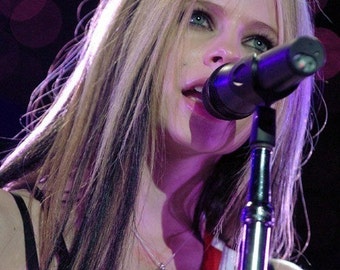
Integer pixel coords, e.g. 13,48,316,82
288,35,326,75
202,60,262,121
202,36,326,121
202,64,245,120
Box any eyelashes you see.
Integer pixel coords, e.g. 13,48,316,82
189,9,214,31
243,35,275,53
188,8,277,54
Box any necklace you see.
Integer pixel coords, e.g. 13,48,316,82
133,229,190,270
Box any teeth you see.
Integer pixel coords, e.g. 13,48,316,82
194,86,203,93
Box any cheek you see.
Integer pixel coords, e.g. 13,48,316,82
159,49,178,121
182,34,206,68
159,68,178,123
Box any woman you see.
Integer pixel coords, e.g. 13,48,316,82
0,0,317,269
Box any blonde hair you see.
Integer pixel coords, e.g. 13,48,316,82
1,0,191,268
0,0,317,268
267,0,314,259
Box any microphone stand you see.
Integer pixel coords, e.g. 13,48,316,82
201,36,325,270
238,105,276,270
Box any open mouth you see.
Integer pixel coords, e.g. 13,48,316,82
182,86,203,102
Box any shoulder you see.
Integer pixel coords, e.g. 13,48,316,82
0,188,41,268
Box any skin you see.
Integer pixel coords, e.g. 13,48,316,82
135,0,279,269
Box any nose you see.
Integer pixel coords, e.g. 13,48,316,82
203,39,242,69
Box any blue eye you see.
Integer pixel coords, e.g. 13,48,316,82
243,36,274,53
190,10,213,31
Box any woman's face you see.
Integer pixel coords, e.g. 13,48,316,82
162,0,278,157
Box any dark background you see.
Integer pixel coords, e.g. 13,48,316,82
0,1,339,269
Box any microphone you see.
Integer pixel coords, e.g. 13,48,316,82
202,36,326,120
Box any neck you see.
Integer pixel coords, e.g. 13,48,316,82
136,151,221,233
155,150,221,195
133,153,218,269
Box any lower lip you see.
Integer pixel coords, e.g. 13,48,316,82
183,94,222,121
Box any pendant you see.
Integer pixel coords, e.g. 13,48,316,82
158,263,166,270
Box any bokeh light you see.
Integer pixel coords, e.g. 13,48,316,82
9,0,62,48
316,27,340,79
3,0,47,22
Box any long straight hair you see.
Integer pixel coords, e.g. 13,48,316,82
0,0,193,268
